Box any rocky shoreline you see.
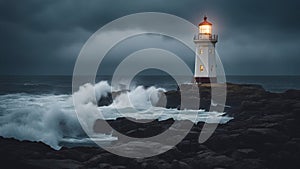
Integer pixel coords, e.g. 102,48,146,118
1,83,300,169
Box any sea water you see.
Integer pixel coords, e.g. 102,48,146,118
0,75,299,149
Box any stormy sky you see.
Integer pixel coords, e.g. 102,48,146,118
0,0,300,75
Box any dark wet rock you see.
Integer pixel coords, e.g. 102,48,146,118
240,101,266,111
137,158,171,169
292,102,300,108
193,154,235,169
98,93,113,106
231,149,258,160
171,160,191,169
84,155,103,167
196,150,216,159
284,139,300,153
111,166,127,169
98,163,112,169
161,90,181,109
1,83,300,169
97,91,130,107
233,159,265,169
282,89,300,100
243,128,288,145
93,119,114,134
291,108,300,122
205,133,238,152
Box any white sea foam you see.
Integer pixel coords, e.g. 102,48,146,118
0,81,232,149
0,93,80,149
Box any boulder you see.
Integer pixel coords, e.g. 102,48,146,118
171,160,191,169
232,149,258,160
194,155,235,169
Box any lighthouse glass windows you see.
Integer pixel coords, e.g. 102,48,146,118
199,25,212,34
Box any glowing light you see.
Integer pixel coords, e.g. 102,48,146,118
199,25,212,34
200,65,204,72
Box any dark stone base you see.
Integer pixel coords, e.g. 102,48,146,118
194,77,217,83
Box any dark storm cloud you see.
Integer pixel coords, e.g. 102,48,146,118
0,0,299,75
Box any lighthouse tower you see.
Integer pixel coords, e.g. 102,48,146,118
194,16,218,83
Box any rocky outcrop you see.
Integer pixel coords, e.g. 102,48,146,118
1,83,300,169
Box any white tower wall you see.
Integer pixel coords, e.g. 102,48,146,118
193,17,218,83
194,43,216,78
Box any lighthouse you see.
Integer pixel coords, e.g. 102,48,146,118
194,16,218,83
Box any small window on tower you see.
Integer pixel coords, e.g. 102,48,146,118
200,65,204,72
199,49,203,54
209,49,213,54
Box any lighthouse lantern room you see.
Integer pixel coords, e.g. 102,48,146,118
194,16,218,83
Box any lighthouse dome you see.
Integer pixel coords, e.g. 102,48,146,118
198,16,212,35
199,16,212,26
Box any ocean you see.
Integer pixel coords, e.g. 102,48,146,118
0,75,299,149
